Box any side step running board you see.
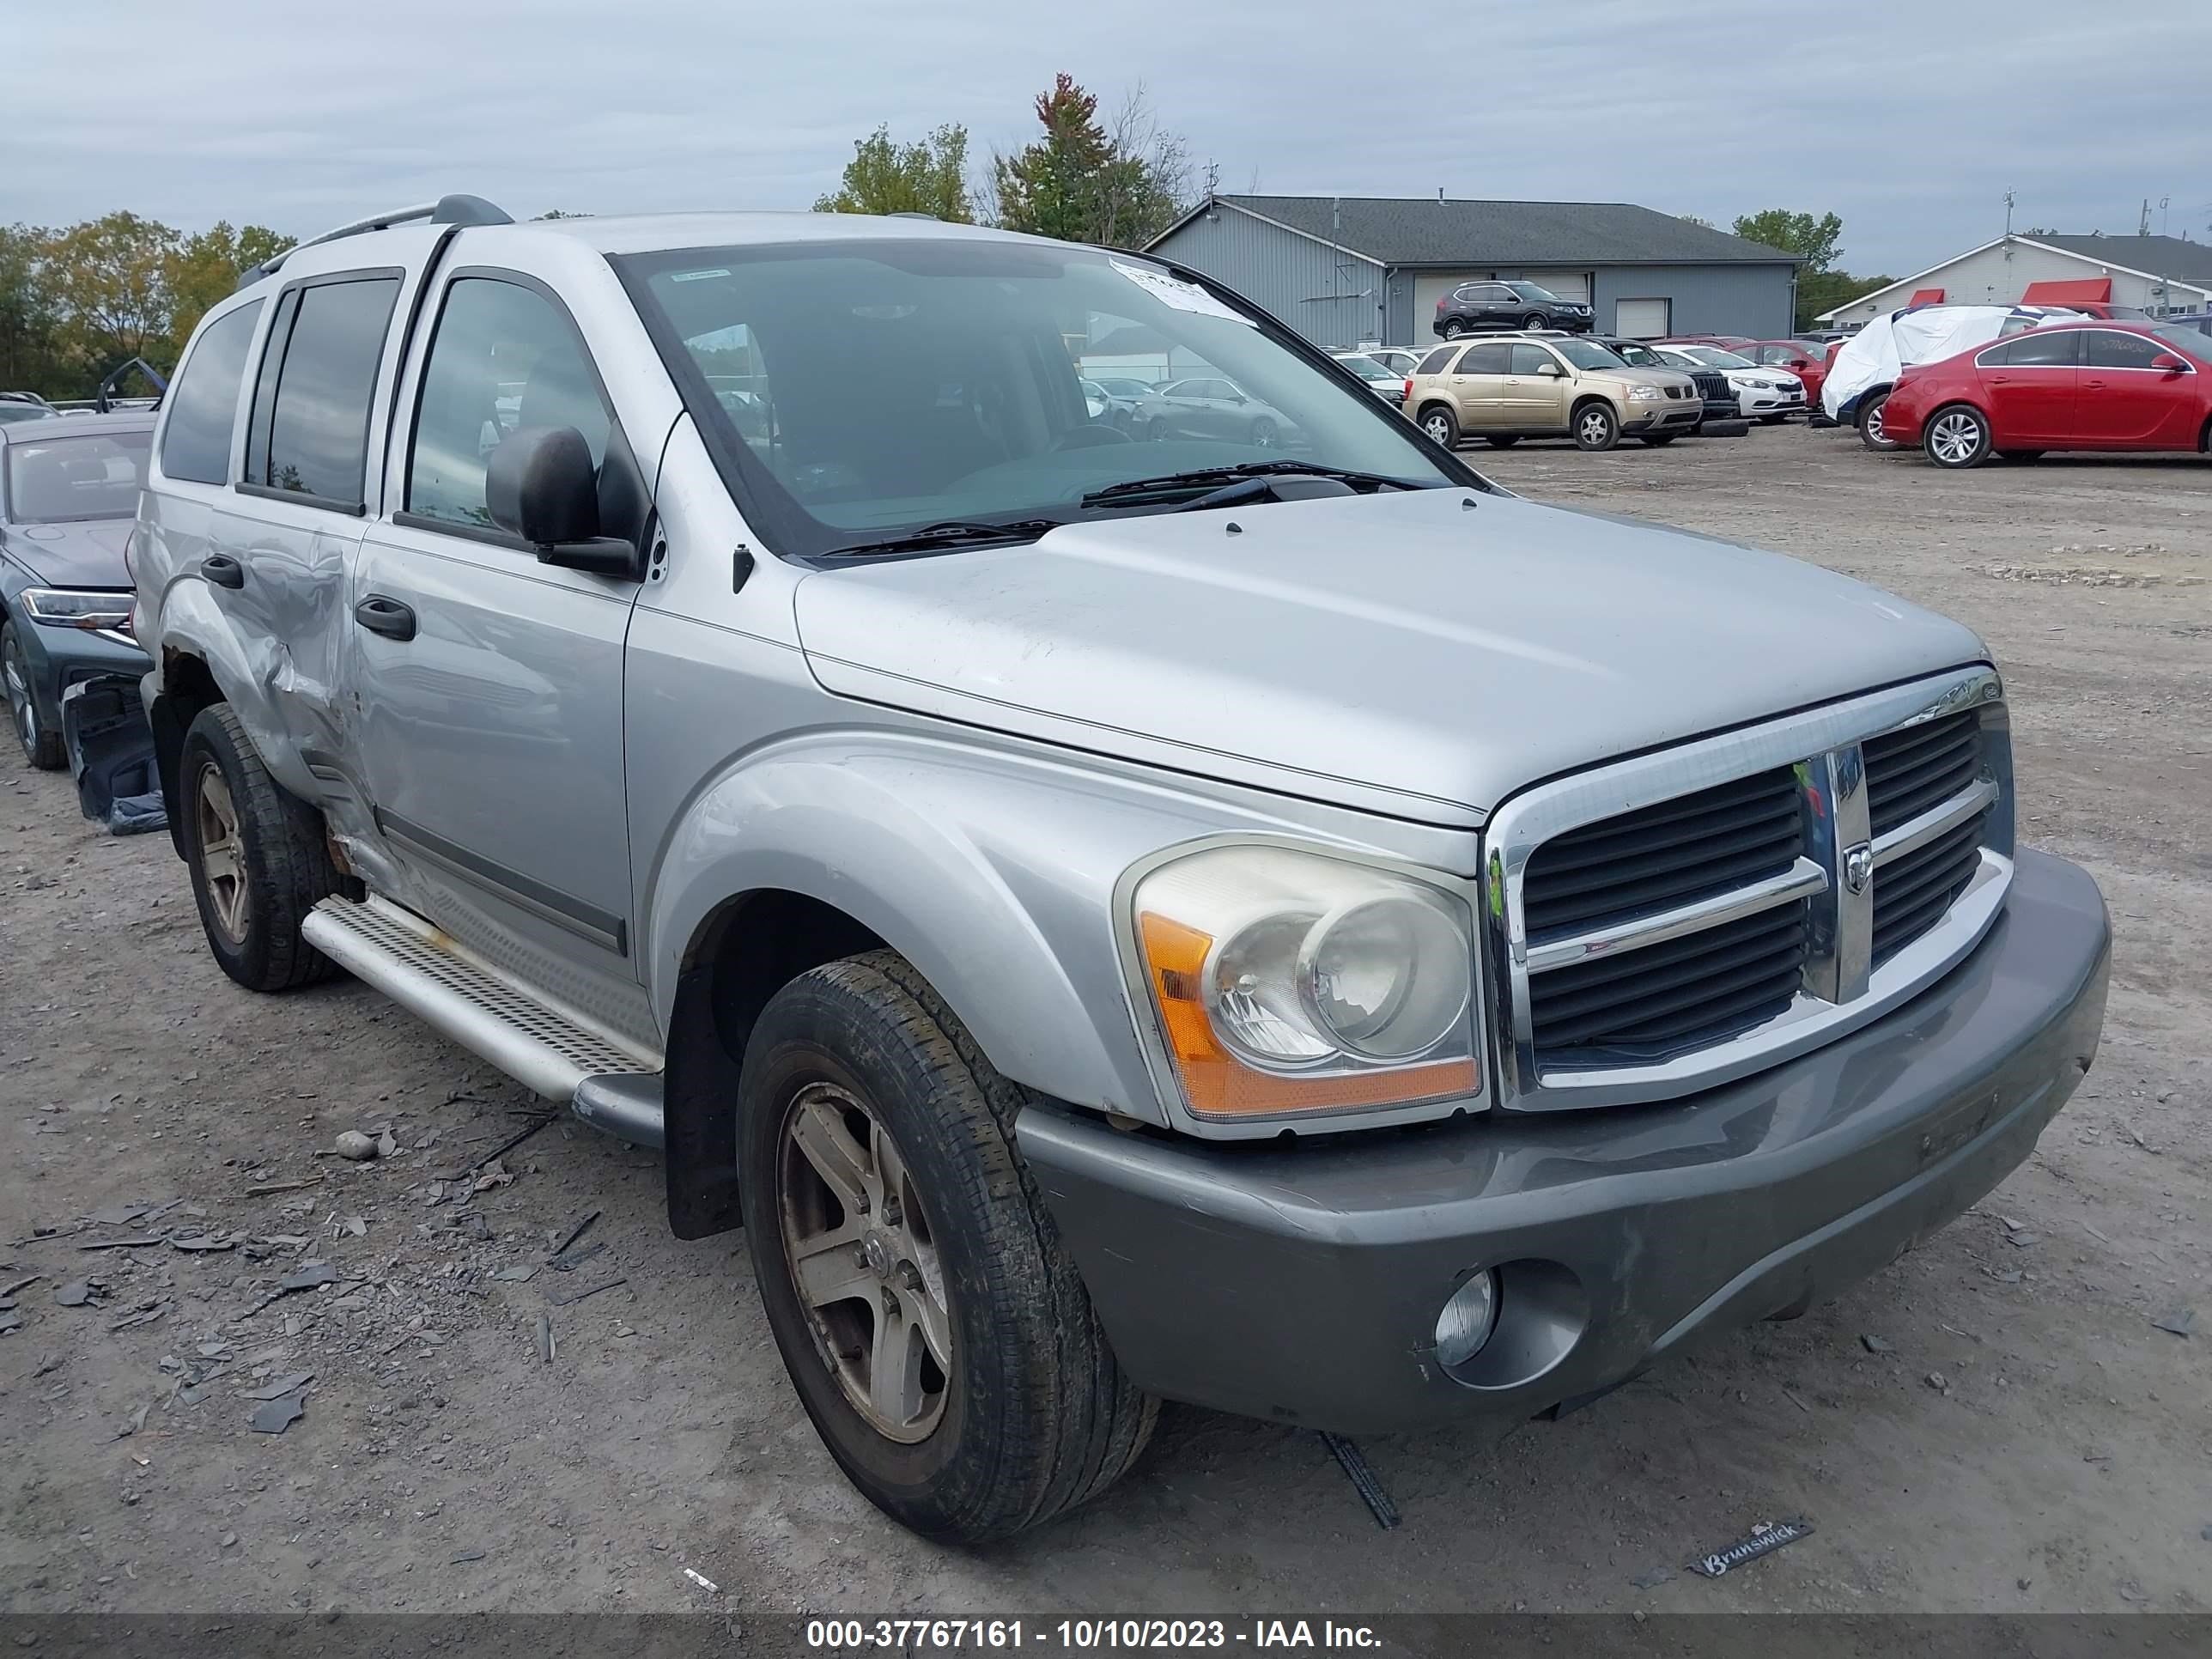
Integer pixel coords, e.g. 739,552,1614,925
301,896,665,1149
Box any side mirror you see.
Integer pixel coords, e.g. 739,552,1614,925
2150,353,2189,374
1535,362,1565,378
486,426,640,578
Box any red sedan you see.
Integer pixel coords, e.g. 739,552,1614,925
1746,340,1833,408
1879,321,2212,468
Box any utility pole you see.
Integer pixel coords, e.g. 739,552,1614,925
2003,189,2015,236
2138,198,2152,236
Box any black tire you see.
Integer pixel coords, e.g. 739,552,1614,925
1418,404,1460,448
1923,403,1993,470
1857,391,1899,451
1439,319,1465,340
1248,416,1278,449
1639,434,1678,447
1758,412,1786,425
179,703,345,991
739,951,1158,1541
1571,401,1620,452
1522,313,1548,331
1996,449,2045,462
2,619,64,769
1483,434,1520,448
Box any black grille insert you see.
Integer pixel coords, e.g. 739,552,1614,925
1864,711,1981,838
1873,811,1989,964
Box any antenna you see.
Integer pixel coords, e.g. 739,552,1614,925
2139,198,2153,236
2002,189,2015,235
2160,195,2171,237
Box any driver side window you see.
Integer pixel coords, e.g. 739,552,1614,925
408,277,613,532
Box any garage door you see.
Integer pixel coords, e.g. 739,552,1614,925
1514,270,1590,304
1413,272,1483,341
1615,298,1672,337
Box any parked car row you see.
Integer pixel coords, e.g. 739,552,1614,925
1403,332,1705,451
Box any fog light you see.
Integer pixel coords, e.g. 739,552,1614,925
1434,1270,1498,1368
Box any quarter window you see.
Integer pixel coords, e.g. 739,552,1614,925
159,301,262,484
1982,331,2079,368
1414,347,1458,375
246,276,400,506
409,277,613,530
2084,331,2169,370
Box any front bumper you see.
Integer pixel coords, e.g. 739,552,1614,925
1021,848,2107,1433
1624,402,1703,433
9,618,149,736
1740,387,1808,416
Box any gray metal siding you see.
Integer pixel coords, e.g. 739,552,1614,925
1152,210,1389,349
1590,264,1796,338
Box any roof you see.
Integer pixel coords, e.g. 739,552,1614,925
1150,194,1802,268
0,409,155,444
1818,233,2212,320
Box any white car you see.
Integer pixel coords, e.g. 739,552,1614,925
1355,347,1427,378
1656,345,1805,422
1330,351,1409,404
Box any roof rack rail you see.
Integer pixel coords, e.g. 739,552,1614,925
237,194,513,290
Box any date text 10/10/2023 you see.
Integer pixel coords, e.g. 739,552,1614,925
805,1619,1384,1650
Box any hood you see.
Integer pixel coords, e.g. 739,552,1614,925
1589,366,1698,390
795,489,1984,826
0,518,132,589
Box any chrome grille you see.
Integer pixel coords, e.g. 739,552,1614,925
1486,669,2014,1110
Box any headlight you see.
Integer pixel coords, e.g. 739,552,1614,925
1128,844,1480,1121
1626,384,1663,401
19,587,134,632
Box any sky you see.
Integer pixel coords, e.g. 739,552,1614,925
8,0,2211,277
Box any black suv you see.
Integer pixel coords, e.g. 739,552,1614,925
1593,336,1737,428
1432,280,1594,338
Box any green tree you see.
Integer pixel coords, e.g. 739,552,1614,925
1732,209,1845,273
42,211,179,370
164,222,293,355
814,124,974,222
0,223,68,392
991,76,1189,247
1799,269,1897,329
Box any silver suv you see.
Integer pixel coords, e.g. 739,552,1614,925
136,196,2110,1541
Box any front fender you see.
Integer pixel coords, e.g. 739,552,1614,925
152,577,321,802
649,730,1412,1127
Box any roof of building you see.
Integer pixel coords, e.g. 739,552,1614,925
1150,194,1802,268
2027,234,2212,286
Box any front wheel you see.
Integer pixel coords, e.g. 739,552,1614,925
179,703,347,991
1419,404,1460,448
741,951,1158,1540
1923,404,1992,469
1522,313,1548,331
1248,416,1278,449
2,620,63,769
1858,392,1898,451
1573,402,1620,452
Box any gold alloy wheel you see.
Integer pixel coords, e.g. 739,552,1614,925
777,1080,952,1443
193,760,251,945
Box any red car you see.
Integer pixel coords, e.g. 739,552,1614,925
1879,321,2212,468
1745,339,1834,409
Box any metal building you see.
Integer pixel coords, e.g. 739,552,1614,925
1817,234,2212,329
1146,194,1801,348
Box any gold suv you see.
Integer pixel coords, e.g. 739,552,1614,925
1406,334,1703,452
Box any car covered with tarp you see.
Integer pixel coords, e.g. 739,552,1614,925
1824,304,2087,449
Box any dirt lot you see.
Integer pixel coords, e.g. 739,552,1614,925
3,423,2208,1622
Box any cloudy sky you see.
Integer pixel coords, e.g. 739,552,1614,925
10,0,2210,276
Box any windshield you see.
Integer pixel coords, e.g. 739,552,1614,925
1554,339,1627,370
1682,346,1754,368
0,402,58,426
1092,378,1152,398
2152,324,2212,361
1336,355,1398,381
1609,341,1665,367
617,238,1460,556
3,429,150,524
1504,282,1563,304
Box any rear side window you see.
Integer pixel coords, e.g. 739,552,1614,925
1457,343,1510,374
2084,331,2167,370
1982,331,2079,368
1414,347,1457,375
246,275,400,507
408,276,612,531
159,301,262,484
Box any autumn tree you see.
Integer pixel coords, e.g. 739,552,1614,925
990,76,1190,247
0,224,70,392
164,222,293,351
41,211,179,368
814,124,974,222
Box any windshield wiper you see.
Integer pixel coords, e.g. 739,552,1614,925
1080,462,1425,507
820,519,1062,559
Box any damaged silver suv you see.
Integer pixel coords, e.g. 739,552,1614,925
135,196,2110,1540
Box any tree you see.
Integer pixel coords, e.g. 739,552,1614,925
814,124,974,222
41,211,179,369
1798,269,1896,329
164,222,293,354
1732,209,1845,273
0,224,68,392
1676,214,1716,230
991,76,1190,248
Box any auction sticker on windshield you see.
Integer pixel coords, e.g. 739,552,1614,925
1111,260,1255,325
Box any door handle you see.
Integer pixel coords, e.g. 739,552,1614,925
2082,379,2107,390
201,554,245,590
353,594,416,641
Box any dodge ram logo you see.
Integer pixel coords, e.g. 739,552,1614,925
1844,842,1875,896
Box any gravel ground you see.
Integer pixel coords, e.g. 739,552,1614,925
2,422,2207,1622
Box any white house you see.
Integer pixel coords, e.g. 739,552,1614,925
1818,234,2212,328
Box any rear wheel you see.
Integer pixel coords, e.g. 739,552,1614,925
1440,319,1465,340
1923,404,1992,469
1419,404,1460,448
1483,434,1520,448
1572,402,1620,452
741,951,1157,1540
1858,391,1898,451
2,620,64,769
179,703,346,991
1248,416,1278,449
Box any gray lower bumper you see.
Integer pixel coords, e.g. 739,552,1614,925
1019,849,2109,1433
